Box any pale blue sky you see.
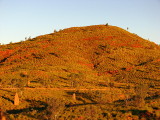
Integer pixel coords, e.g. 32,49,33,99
0,0,160,44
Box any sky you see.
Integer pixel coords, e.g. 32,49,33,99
0,0,160,45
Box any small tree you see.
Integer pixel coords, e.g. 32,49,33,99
85,105,98,119
106,23,109,26
54,29,57,33
68,73,80,88
134,83,149,107
46,98,65,120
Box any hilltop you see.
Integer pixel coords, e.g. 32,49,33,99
0,25,160,119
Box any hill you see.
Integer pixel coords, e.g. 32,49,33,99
0,25,159,88
0,25,160,119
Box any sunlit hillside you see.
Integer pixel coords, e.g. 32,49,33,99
0,25,160,120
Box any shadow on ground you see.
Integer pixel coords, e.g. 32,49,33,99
6,99,48,119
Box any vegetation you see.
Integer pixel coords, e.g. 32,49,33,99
0,24,160,119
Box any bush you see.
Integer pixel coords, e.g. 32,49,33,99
134,83,149,107
46,98,65,120
106,23,109,26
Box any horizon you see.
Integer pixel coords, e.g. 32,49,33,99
0,0,160,45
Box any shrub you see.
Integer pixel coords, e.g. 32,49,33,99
134,83,149,107
54,29,57,33
46,98,65,120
